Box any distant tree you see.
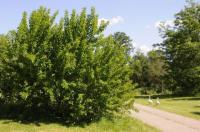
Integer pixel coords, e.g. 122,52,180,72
0,35,8,62
131,50,148,89
147,50,166,93
0,35,8,93
112,32,133,55
131,49,167,94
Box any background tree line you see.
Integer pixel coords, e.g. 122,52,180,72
131,49,166,94
131,1,200,96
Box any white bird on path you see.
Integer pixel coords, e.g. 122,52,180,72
148,95,153,105
156,97,160,105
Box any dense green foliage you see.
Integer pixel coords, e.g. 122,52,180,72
112,32,133,55
0,7,134,123
131,50,166,94
159,1,200,95
131,51,148,88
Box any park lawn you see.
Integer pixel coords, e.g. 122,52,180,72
0,116,158,132
135,96,200,120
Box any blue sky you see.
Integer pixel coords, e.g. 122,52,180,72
0,0,197,53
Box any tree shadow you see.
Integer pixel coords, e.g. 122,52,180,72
194,105,200,108
0,114,101,128
1,119,41,126
135,94,200,100
135,94,179,99
0,114,69,127
191,112,200,116
0,103,108,128
171,97,200,100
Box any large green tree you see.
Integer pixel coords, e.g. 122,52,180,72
159,1,200,95
0,7,133,123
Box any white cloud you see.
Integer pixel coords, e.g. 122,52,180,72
98,18,109,24
139,45,151,54
98,16,124,26
154,21,162,28
133,42,152,54
154,20,174,29
110,16,124,25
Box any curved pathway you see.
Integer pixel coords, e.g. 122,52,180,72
130,103,200,132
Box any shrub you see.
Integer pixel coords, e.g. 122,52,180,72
0,7,134,123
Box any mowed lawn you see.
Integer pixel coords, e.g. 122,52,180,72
0,116,158,132
135,96,200,120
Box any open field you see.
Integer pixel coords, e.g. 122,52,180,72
0,116,158,132
135,96,200,120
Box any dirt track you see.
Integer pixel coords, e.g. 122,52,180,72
130,103,200,132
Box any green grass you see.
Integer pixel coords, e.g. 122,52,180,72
0,116,158,132
135,96,200,120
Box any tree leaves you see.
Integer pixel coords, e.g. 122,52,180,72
160,2,200,95
0,7,133,123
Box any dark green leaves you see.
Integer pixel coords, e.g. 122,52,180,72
160,1,200,95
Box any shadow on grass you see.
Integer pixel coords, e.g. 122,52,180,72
194,105,200,108
171,97,200,101
135,94,179,99
135,94,200,100
0,103,112,128
0,114,105,128
0,114,69,127
191,112,200,116
1,119,42,126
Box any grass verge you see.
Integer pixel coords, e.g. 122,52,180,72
135,96,200,120
0,115,158,132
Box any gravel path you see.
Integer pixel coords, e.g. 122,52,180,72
130,103,200,132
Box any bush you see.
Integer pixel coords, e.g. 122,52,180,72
0,7,134,123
